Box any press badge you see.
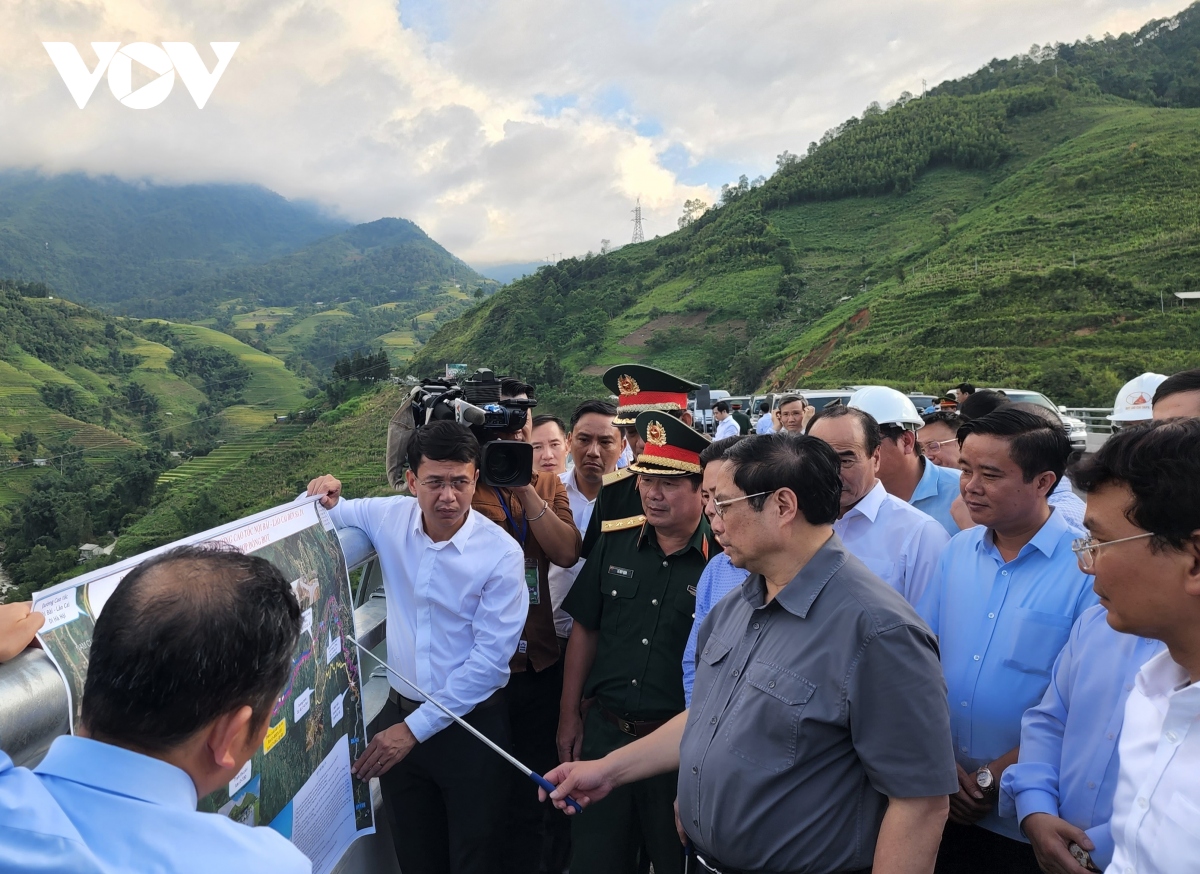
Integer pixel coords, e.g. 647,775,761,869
526,559,540,605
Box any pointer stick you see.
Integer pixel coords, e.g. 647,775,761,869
347,635,584,813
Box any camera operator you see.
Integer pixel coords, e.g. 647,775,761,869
306,421,527,874
469,377,583,874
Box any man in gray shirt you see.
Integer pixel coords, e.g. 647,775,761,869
542,432,958,874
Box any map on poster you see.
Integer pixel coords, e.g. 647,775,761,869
32,497,375,874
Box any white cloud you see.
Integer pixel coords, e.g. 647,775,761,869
0,0,1185,264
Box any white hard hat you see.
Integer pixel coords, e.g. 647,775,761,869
1107,373,1168,422
849,386,924,430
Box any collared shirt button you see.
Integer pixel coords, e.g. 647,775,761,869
702,648,708,655
1124,867,1134,874
731,669,740,678
693,819,699,826
631,679,638,686
662,560,669,568
1001,570,1009,575
611,590,618,596
961,701,969,707
752,622,760,630
1137,797,1148,809
768,681,776,688
691,766,698,774
1088,781,1096,789
987,612,995,619
641,639,649,646
1166,730,1179,743
651,599,659,606
960,746,968,753
710,717,717,724
973,654,981,661
1107,733,1115,740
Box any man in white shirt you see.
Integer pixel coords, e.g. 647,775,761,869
1071,418,1200,874
809,404,950,606
712,401,740,440
307,420,527,874
549,401,622,645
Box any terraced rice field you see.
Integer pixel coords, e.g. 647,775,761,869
165,324,312,411
157,425,307,485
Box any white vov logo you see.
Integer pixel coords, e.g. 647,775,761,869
43,42,239,109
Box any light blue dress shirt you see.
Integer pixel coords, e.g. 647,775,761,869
999,605,1163,869
916,508,1100,841
681,551,750,706
328,497,527,742
909,458,963,537
29,735,310,873
833,481,950,607
0,747,104,874
755,415,775,435
1046,475,1086,533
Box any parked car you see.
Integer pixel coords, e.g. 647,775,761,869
687,389,730,434
986,388,1088,452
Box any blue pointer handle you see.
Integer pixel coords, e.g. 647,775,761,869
531,771,584,814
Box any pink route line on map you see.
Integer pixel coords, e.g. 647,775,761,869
271,595,359,718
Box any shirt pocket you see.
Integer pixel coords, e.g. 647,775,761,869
1003,608,1073,677
1156,790,1200,870
690,636,732,718
674,585,696,621
604,570,639,601
724,660,816,774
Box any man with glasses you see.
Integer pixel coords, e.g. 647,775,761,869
306,421,528,874
1070,418,1200,874
558,411,716,874
541,432,957,874
914,408,1099,874
771,393,810,434
808,404,950,606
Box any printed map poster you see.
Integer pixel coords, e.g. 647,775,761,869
32,498,375,874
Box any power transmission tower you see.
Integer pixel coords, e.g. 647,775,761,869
631,198,645,244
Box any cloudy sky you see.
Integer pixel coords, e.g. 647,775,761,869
0,0,1183,266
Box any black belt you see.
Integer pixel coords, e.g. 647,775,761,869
693,853,870,874
388,687,503,716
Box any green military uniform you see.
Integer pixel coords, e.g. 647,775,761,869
581,364,700,557
562,411,714,874
731,407,752,435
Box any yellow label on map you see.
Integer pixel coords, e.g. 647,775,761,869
263,719,286,754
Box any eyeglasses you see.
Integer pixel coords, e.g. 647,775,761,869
711,490,774,518
924,440,952,453
1071,532,1155,571
418,478,474,494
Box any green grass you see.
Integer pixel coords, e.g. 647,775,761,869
164,323,311,412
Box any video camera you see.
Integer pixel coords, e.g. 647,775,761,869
408,369,536,488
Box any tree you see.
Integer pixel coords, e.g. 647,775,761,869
677,198,709,229
932,208,957,240
776,151,799,172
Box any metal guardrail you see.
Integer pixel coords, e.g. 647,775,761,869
0,529,388,768
1062,407,1114,434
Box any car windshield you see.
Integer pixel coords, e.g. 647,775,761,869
995,390,1056,412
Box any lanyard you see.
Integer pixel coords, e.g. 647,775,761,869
494,488,528,547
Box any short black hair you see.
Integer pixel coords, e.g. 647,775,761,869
957,407,1070,493
82,545,301,752
956,383,976,394
570,399,617,431
1074,418,1200,551
713,400,730,414
500,377,535,399
958,389,1010,421
777,394,805,409
759,401,770,413
922,409,963,430
700,435,744,469
807,404,881,456
407,420,481,473
1153,369,1200,406
532,414,566,436
725,433,841,525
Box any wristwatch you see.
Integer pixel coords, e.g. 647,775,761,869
975,764,997,796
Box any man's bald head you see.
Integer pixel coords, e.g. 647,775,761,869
82,545,301,753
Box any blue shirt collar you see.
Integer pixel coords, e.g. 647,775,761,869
980,505,1070,562
34,735,198,811
910,458,947,503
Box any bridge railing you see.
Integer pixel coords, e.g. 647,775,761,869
1062,407,1114,434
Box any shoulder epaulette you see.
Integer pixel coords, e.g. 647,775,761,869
601,514,646,533
602,468,633,487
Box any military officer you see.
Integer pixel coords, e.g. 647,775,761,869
558,411,716,874
581,364,700,556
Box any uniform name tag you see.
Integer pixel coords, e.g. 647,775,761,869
687,585,697,596
608,566,634,578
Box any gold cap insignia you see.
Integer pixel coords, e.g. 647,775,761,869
617,374,641,396
646,420,668,447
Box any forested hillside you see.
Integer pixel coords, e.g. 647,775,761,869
0,172,345,305
412,2,1200,408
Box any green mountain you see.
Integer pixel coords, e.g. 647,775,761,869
137,217,495,319
411,4,1200,408
0,171,346,306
